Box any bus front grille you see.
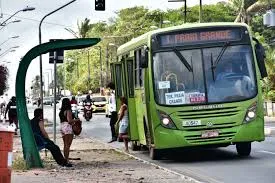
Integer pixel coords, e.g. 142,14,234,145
182,122,237,131
177,107,239,120
175,106,240,130
185,131,236,144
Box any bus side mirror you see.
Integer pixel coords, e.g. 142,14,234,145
253,37,268,78
140,46,149,68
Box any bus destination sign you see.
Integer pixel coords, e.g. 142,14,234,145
159,28,242,46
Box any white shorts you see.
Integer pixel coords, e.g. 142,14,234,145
60,122,73,136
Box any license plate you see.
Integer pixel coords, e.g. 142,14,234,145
201,130,219,138
182,120,201,127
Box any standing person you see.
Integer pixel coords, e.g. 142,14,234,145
5,96,18,134
30,108,72,167
70,96,78,119
37,97,41,108
116,97,129,152
59,98,81,161
0,96,6,117
107,82,117,143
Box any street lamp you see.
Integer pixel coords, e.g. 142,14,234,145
38,0,76,143
0,6,35,26
0,35,20,47
0,46,19,58
0,20,21,31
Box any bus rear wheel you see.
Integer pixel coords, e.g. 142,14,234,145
149,146,162,160
130,141,141,151
236,142,251,156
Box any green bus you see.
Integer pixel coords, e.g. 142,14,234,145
112,23,267,160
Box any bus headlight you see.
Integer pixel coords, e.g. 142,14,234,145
158,110,177,129
244,102,257,123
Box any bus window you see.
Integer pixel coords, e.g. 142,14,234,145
204,45,256,103
135,51,140,87
127,60,134,97
115,64,123,97
153,49,205,105
135,49,144,88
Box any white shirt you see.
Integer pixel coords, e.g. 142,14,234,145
109,93,116,112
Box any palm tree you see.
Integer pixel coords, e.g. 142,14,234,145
77,18,93,38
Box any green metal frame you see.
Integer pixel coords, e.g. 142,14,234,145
16,38,100,168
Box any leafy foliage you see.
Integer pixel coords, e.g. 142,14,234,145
0,65,8,95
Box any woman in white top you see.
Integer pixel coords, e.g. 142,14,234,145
116,96,129,152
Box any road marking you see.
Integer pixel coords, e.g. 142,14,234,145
258,150,275,155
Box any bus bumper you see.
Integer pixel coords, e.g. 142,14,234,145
154,118,264,149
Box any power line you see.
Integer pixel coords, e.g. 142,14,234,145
2,13,77,29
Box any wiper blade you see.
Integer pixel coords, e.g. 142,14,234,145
172,47,193,72
212,42,230,70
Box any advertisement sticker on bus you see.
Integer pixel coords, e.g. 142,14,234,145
165,91,185,105
158,81,170,89
188,92,206,103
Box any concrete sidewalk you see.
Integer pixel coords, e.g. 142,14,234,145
11,133,196,183
264,116,275,136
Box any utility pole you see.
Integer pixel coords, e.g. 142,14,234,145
199,0,202,23
53,51,57,143
105,46,109,85
87,50,91,89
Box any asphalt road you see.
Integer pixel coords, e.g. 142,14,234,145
32,105,275,183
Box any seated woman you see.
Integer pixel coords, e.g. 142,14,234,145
30,108,72,167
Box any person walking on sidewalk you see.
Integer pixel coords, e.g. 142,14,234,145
116,96,129,152
30,108,72,167
107,82,117,143
5,96,19,134
59,98,81,161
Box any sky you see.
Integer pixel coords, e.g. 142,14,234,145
0,0,227,97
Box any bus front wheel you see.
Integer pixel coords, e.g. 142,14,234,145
236,142,251,156
150,147,162,160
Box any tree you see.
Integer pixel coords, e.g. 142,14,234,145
77,18,93,38
0,65,8,95
63,3,242,94
230,0,272,24
31,75,40,98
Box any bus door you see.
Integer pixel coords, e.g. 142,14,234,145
123,55,139,141
134,49,146,145
114,62,125,110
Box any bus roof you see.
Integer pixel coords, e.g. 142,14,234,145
117,22,249,56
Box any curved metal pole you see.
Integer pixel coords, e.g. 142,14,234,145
0,10,21,26
38,0,76,116
16,38,100,168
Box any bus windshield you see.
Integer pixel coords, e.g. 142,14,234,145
153,45,257,105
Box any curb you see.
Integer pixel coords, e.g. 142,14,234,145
83,133,202,183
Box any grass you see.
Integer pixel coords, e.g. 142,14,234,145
12,157,29,170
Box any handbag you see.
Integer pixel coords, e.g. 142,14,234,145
72,120,82,136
